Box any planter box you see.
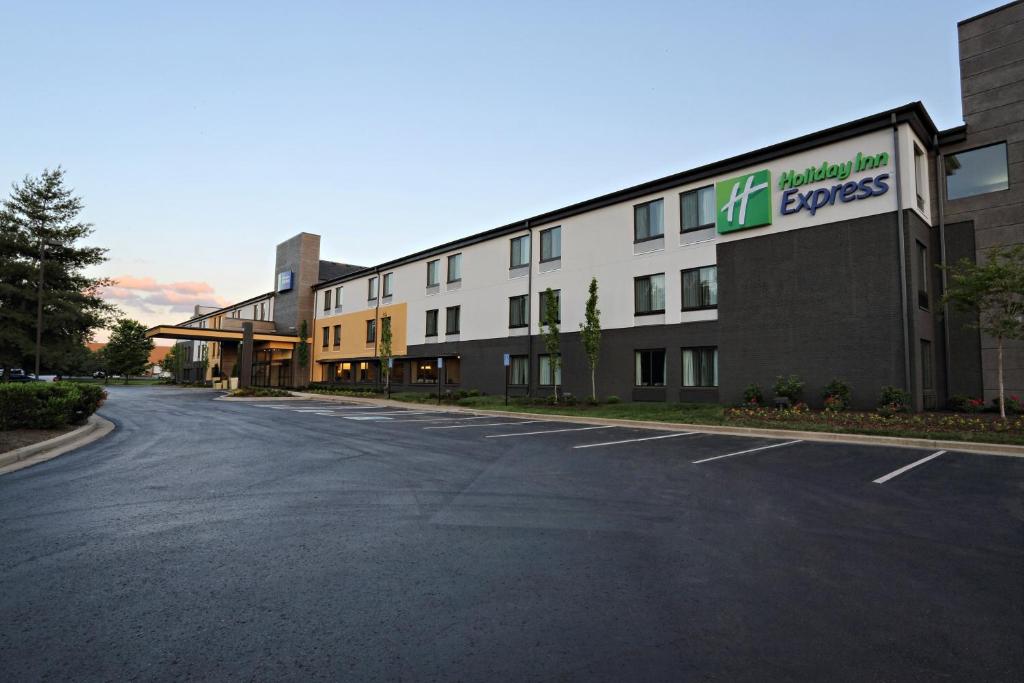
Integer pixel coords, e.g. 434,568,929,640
228,378,239,390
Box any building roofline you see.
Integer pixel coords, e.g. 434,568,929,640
178,291,275,325
314,101,940,290
957,0,1022,25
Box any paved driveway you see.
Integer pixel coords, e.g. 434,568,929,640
1,386,1021,681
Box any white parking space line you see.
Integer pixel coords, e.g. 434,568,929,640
388,415,491,423
873,450,946,484
573,432,697,449
424,420,548,430
485,425,614,439
691,439,803,464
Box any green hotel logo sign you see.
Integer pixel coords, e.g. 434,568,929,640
716,169,771,234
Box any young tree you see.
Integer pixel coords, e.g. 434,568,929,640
0,168,117,378
199,344,209,383
162,344,184,382
104,319,154,384
541,287,561,401
296,319,310,374
378,315,393,397
942,244,1024,419
579,277,602,401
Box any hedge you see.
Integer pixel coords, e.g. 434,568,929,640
0,382,106,430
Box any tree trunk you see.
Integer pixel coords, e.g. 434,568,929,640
998,336,1005,419
591,367,596,402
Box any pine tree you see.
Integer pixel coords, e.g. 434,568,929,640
0,168,116,378
579,277,602,402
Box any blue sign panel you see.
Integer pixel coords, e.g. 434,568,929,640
276,271,294,292
503,353,510,367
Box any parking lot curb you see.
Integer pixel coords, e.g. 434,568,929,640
290,392,1024,458
0,414,115,475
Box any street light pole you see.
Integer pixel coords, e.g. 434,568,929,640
34,240,47,379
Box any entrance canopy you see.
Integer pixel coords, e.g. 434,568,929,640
145,325,301,344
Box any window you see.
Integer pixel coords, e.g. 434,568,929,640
539,354,561,386
510,235,530,268
335,286,343,309
921,339,933,391
339,362,352,381
945,143,1009,200
914,144,926,211
509,356,528,385
539,289,560,325
332,324,341,348
426,260,440,286
445,306,460,335
321,326,329,348
509,295,529,328
357,361,375,382
415,360,437,383
634,273,666,315
445,358,461,385
366,319,376,343
680,186,715,232
368,276,378,301
323,289,332,311
425,309,438,337
382,272,393,297
916,241,929,310
540,226,561,262
634,198,664,242
390,359,405,384
447,253,462,282
635,349,666,387
682,347,718,387
681,266,718,310
260,302,266,320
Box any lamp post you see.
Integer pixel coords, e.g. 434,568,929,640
34,239,59,379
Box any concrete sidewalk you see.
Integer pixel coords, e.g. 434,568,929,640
291,391,1024,457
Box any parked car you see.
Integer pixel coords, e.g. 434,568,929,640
92,371,106,379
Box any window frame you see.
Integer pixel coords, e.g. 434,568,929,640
679,185,716,233
332,324,341,348
634,273,666,316
323,289,332,312
634,348,667,387
425,309,438,337
539,226,561,263
538,353,562,386
382,272,393,298
334,286,343,310
508,355,529,386
365,319,376,344
321,326,329,349
633,198,665,243
681,346,718,388
445,306,460,335
510,234,530,268
913,143,926,211
681,265,718,311
367,276,378,302
447,253,462,283
944,141,1010,201
538,289,561,325
509,294,529,329
426,259,440,287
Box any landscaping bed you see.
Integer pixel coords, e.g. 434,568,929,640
228,386,293,398
0,425,78,455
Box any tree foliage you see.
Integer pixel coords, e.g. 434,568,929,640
942,244,1024,419
579,277,602,401
541,287,561,400
104,319,154,383
297,319,310,369
378,315,393,392
0,168,117,377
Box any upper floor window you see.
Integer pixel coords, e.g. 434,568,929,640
634,273,666,315
382,272,393,298
634,198,664,242
945,142,1009,200
445,306,461,335
425,309,438,337
447,253,462,282
539,289,560,325
681,266,718,310
366,319,376,343
427,259,440,286
680,186,715,232
332,324,341,347
323,289,332,311
914,143,926,211
540,226,561,262
510,235,530,268
916,240,929,310
367,276,378,301
334,286,343,310
321,326,329,348
509,295,529,328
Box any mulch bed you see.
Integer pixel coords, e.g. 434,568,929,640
0,425,78,455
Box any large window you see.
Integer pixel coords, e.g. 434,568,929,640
539,289,560,325
540,226,561,262
635,349,666,387
425,309,438,337
539,354,561,386
509,295,528,328
916,241,929,310
366,319,376,343
682,347,718,387
634,273,666,315
382,272,393,298
445,306,460,335
332,324,341,348
444,358,461,385
510,235,530,268
321,326,329,348
323,289,332,311
367,276,378,301
447,253,462,282
680,186,715,232
681,266,718,310
634,198,664,242
427,260,440,286
415,360,437,383
945,143,1009,200
390,359,405,384
509,355,528,385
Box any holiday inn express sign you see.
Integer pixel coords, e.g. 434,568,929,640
715,151,891,234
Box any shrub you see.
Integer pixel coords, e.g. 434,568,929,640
743,383,764,406
993,394,1023,414
605,395,621,404
878,386,911,415
229,386,292,398
822,379,851,411
0,382,106,430
773,375,804,404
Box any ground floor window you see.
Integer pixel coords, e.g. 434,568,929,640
509,355,528,385
539,354,561,386
389,359,405,384
682,347,717,387
635,349,666,387
357,361,375,382
415,359,438,383
444,358,461,385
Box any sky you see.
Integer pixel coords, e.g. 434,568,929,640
0,0,998,337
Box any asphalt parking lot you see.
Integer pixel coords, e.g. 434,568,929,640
1,387,1021,681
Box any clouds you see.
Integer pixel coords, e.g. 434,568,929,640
102,274,230,322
